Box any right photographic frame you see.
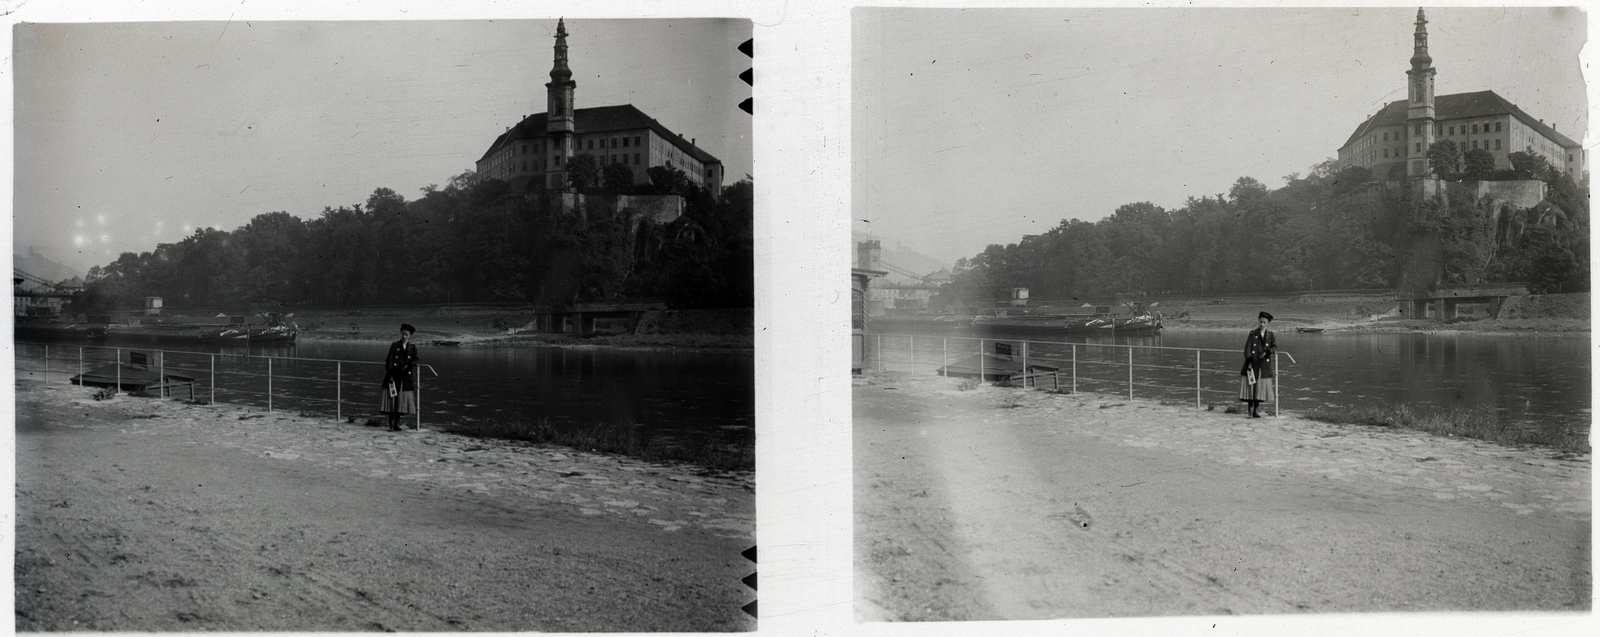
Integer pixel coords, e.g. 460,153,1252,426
852,6,1589,622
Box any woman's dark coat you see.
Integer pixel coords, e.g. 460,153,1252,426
382,339,419,391
1240,327,1277,379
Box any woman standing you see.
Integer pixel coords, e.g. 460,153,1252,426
380,323,419,431
1238,311,1276,418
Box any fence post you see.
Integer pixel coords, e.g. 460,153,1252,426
1127,347,1134,400
78,347,83,385
43,345,48,384
1274,351,1281,417
336,362,342,422
1071,344,1077,394
979,339,986,382
942,338,948,377
268,357,273,413
415,367,422,430
1021,341,1029,388
1195,350,1202,409
117,348,122,391
211,354,216,405
160,352,166,398
909,336,915,371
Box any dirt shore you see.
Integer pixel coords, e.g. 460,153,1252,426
14,382,755,632
855,371,1590,620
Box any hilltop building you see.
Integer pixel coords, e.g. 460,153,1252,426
1335,9,1583,180
474,19,724,195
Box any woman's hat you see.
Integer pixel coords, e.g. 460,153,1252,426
400,323,416,334
1258,312,1274,321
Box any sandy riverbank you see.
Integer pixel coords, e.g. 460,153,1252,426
14,382,754,631
855,371,1590,620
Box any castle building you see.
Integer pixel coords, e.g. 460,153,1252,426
474,19,725,194
1335,9,1583,180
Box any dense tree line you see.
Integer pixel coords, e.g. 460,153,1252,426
80,168,753,313
938,154,1587,307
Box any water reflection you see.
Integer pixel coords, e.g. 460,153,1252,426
874,326,1590,433
21,340,753,444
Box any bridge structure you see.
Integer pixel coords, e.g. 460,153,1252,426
1397,283,1529,320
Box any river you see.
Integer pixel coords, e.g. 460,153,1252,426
866,327,1591,437
15,340,754,448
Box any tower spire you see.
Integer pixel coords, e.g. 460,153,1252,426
1410,8,1432,70
1404,7,1437,179
550,17,572,83
545,18,577,191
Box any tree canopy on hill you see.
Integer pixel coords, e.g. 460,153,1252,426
936,159,1588,308
78,173,752,313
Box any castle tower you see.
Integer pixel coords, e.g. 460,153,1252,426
545,18,578,191
1404,8,1437,178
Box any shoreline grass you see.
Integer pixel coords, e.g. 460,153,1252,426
1302,403,1590,455
440,417,754,472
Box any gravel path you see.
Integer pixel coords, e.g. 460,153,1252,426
15,381,754,631
855,371,1590,620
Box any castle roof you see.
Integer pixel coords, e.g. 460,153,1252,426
1339,90,1582,152
478,104,722,166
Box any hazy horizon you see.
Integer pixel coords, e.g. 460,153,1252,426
15,18,753,276
853,7,1587,267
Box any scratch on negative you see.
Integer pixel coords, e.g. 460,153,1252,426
215,13,234,45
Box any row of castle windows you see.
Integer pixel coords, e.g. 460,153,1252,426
515,134,650,157
1381,136,1506,159
1382,120,1506,143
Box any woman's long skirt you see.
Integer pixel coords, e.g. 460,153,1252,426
1238,375,1276,403
380,386,417,415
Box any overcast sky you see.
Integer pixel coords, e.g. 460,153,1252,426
852,6,1588,268
15,18,752,274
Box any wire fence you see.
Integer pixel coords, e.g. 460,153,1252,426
866,334,1293,416
14,342,438,428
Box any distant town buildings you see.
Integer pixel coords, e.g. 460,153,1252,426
855,240,950,314
1335,9,1584,180
474,19,725,194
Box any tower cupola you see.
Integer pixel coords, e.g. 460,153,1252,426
1409,8,1432,69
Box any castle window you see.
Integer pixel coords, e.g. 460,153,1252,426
1382,132,1388,142
623,137,630,148
1382,149,1388,158
623,154,629,165
587,139,594,150
521,145,527,156
1495,122,1503,132
635,136,642,146
522,161,527,171
1472,124,1479,134
611,138,617,148
1472,140,1479,150
1415,142,1421,153
634,153,640,164
555,155,562,166
1448,126,1454,136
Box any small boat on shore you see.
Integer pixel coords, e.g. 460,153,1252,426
1295,327,1325,333
71,362,197,397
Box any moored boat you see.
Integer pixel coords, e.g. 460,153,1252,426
13,320,108,341
103,324,249,343
248,324,298,342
